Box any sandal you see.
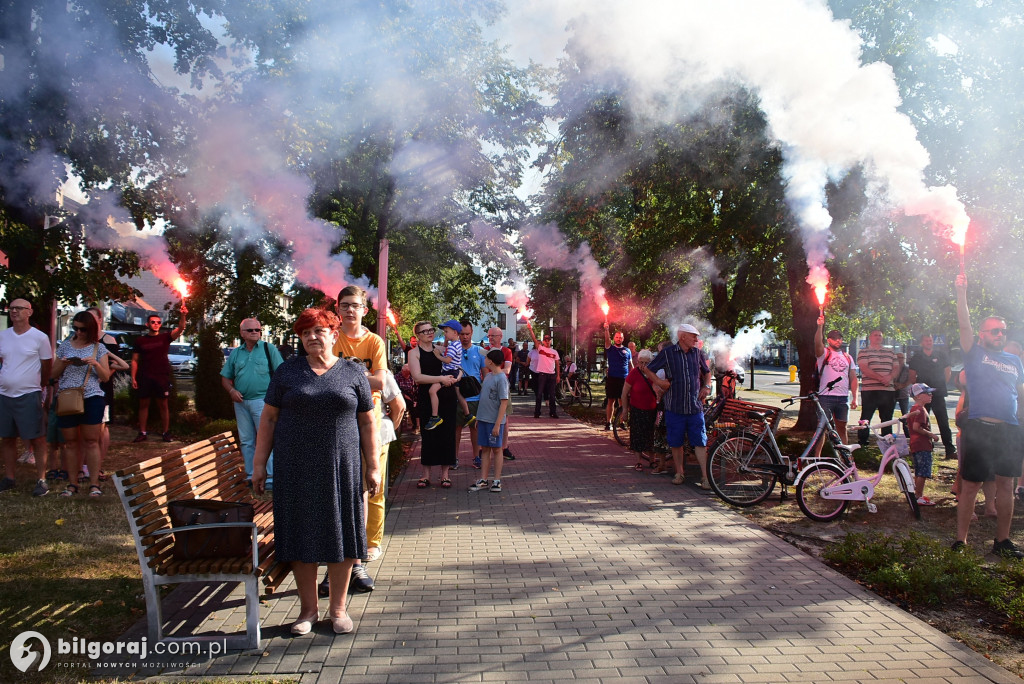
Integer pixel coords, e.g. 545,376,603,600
89,484,102,497
57,469,69,482
60,484,79,497
440,479,452,488
98,471,108,482
416,478,430,488
633,463,643,471
46,469,59,481
78,470,88,484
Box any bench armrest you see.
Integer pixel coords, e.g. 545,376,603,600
153,522,260,570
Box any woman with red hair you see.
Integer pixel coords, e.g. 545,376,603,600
252,308,381,636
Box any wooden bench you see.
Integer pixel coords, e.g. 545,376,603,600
708,397,784,436
113,431,291,650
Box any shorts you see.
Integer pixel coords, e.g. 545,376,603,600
441,368,461,379
0,392,45,440
46,403,66,444
960,419,1024,483
56,396,106,429
912,450,933,479
665,410,707,448
137,376,172,400
477,421,505,448
606,376,626,404
818,395,849,423
457,400,480,426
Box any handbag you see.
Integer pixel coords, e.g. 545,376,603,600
459,374,482,397
55,344,98,417
168,499,254,560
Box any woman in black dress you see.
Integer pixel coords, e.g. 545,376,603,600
252,308,380,636
408,320,458,488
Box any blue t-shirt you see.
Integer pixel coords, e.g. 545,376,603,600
606,345,632,379
461,345,486,401
964,344,1023,425
477,372,510,425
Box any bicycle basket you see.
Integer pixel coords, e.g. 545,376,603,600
877,434,910,457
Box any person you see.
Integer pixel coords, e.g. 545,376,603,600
453,321,485,469
332,286,388,587
409,320,458,488
640,323,712,488
507,341,520,392
51,311,112,497
396,363,419,431
526,342,540,394
131,308,187,442
484,327,516,460
905,383,939,506
908,334,956,458
468,349,511,493
950,270,1024,557
894,353,912,415
251,308,379,635
86,307,129,481
0,298,52,496
220,318,284,487
856,329,898,446
953,272,1024,558
425,320,469,430
811,316,858,458
621,349,658,471
563,353,579,389
515,342,531,395
524,321,560,419
603,323,632,430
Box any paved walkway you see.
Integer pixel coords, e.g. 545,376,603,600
106,396,1017,683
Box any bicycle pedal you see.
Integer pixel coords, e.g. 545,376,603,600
866,503,878,514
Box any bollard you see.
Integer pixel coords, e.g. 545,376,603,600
788,365,797,382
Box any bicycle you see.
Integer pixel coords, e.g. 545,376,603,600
795,416,920,522
707,377,851,507
556,371,593,408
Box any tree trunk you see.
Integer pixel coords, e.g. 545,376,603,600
785,234,823,432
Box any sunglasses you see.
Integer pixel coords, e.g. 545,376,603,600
243,328,262,333
416,327,435,335
8,306,30,312
982,328,1007,335
72,325,87,332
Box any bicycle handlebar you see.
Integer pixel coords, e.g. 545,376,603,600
861,417,905,432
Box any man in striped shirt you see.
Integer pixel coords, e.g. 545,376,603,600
641,324,712,488
857,329,899,445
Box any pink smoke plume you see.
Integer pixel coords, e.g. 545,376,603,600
520,222,608,319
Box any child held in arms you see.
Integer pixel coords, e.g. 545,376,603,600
905,383,940,507
425,320,472,430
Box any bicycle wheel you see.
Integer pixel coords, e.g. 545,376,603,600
612,406,629,447
894,460,921,520
796,461,850,522
579,381,593,408
556,379,572,408
707,437,778,507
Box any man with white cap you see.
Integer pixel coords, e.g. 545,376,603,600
640,323,712,488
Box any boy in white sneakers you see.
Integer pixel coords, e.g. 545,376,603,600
469,350,510,493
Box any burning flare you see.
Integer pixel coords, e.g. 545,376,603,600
386,307,398,327
172,277,190,299
600,301,610,317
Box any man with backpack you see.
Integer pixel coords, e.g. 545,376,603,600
812,315,858,457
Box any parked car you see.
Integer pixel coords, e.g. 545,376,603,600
169,344,196,374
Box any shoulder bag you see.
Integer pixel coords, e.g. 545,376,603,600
168,499,255,560
56,344,98,416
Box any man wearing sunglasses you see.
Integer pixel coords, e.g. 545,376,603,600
131,307,186,442
221,318,283,488
954,272,1024,559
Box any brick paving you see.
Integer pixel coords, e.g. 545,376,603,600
104,395,1018,682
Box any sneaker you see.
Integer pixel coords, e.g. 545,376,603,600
424,416,443,431
473,453,482,469
161,431,173,442
465,415,477,427
916,496,936,506
992,538,1024,560
17,450,35,465
365,546,383,563
349,564,374,593
452,458,459,471
951,540,966,552
604,422,612,431
132,432,148,443
503,448,515,461
469,479,489,491
0,477,16,493
32,479,49,497
490,479,502,492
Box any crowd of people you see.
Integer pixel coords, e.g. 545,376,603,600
2,267,1022,641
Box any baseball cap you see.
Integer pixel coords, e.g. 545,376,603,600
678,323,700,336
439,319,463,333
826,329,843,340
911,383,935,397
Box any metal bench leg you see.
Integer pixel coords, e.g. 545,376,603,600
143,574,164,643
244,575,261,650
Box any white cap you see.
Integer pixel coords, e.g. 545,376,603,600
678,323,700,336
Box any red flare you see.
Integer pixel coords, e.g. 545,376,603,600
173,278,190,299
386,308,398,327
813,284,826,308
600,302,610,317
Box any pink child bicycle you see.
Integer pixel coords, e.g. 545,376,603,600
795,416,921,522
